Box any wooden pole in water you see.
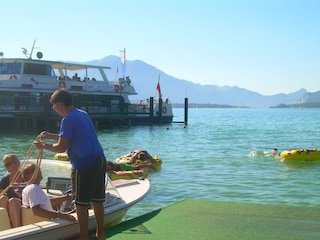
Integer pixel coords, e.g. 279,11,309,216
149,97,154,125
158,98,163,122
184,98,188,126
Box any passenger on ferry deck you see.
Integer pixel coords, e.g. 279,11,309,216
125,76,131,86
0,154,23,227
72,73,80,80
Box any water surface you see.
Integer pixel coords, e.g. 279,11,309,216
1,108,320,219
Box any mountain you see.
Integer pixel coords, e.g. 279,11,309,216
271,90,320,108
299,91,320,104
87,56,316,108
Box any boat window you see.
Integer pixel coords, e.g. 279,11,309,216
0,92,44,111
23,63,53,76
0,63,21,74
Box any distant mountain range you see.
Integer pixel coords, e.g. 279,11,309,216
87,56,320,108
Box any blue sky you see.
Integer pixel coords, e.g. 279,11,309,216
1,0,319,95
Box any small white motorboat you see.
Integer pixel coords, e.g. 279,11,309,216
0,159,151,240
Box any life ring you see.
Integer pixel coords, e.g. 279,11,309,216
162,106,167,114
59,81,66,88
114,84,120,92
9,75,17,80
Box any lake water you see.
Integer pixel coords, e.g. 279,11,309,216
1,108,320,220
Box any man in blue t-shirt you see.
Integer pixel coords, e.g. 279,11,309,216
34,89,106,240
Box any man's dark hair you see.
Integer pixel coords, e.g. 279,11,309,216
50,89,73,107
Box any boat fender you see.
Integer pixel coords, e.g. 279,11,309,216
9,75,17,80
114,84,120,92
59,81,66,88
162,106,167,114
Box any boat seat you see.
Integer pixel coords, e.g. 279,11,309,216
0,207,11,230
21,206,49,225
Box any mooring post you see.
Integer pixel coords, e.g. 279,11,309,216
184,97,188,126
149,97,154,125
158,98,163,122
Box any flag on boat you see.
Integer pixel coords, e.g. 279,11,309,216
156,74,162,98
119,49,126,83
119,50,125,64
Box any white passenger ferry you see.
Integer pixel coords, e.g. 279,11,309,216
0,47,173,131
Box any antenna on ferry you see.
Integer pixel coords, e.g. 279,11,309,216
22,40,38,59
29,39,37,59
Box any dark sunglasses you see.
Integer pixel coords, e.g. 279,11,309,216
4,162,12,167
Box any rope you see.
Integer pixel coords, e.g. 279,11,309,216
0,135,43,196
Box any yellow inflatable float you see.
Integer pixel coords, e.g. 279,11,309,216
280,148,320,161
106,160,149,180
54,152,69,161
114,149,162,172
108,170,148,180
54,153,149,180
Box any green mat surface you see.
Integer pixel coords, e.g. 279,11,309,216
104,199,320,240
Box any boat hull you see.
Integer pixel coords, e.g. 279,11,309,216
0,208,127,240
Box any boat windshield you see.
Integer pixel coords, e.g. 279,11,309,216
0,63,21,75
